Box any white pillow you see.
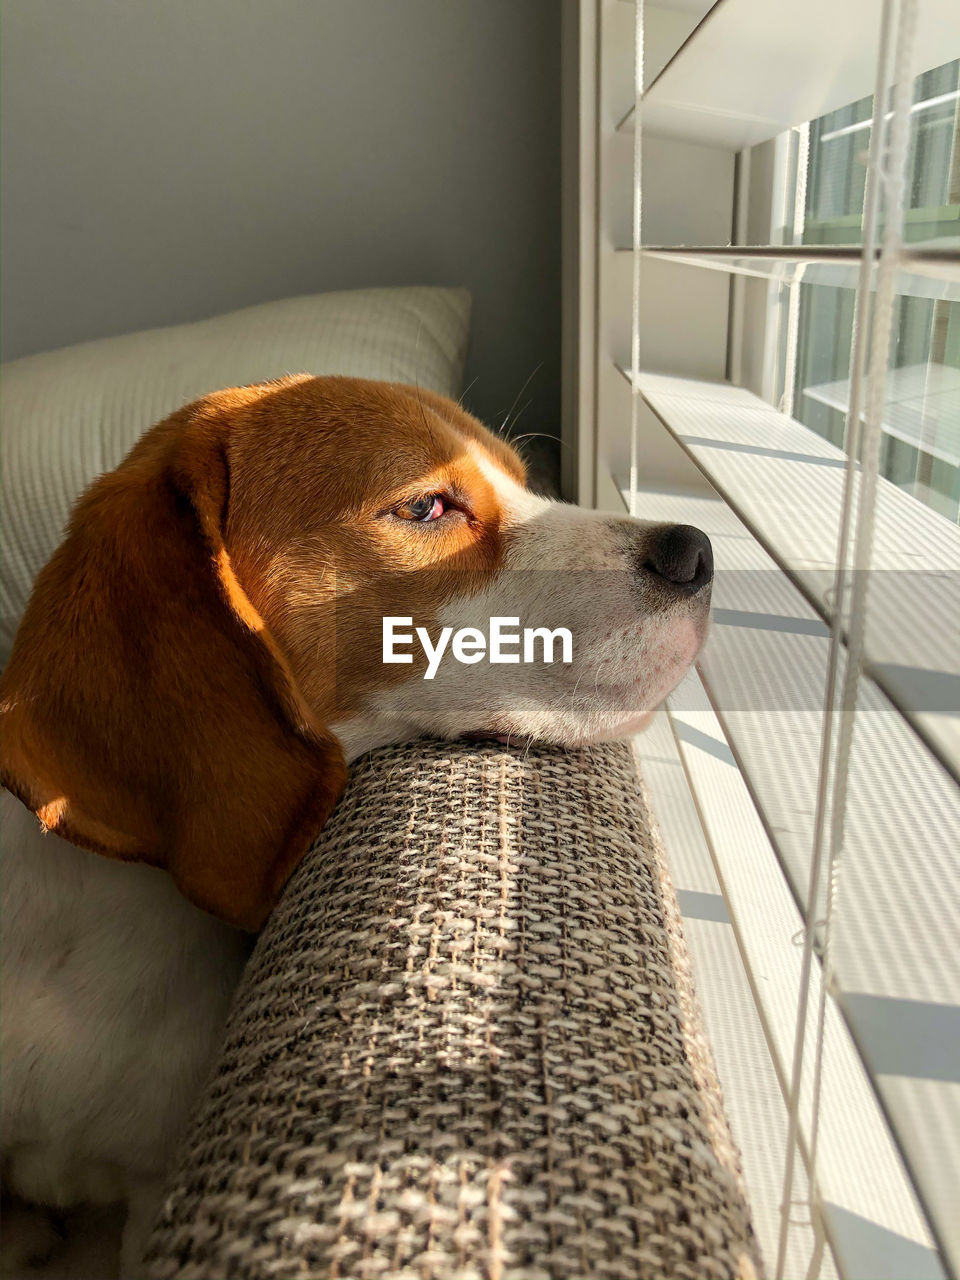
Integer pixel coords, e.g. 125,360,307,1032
0,286,471,664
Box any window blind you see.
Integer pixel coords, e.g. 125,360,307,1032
571,0,960,1275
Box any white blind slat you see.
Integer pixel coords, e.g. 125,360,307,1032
617,0,960,148
665,668,945,1280
615,367,960,784
614,245,960,303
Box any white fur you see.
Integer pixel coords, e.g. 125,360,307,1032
1,477,709,1273
0,791,250,1269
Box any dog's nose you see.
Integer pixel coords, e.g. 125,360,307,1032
642,524,713,593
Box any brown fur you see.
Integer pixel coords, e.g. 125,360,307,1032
0,376,525,930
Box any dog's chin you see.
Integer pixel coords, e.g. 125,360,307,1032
457,706,659,751
450,644,704,751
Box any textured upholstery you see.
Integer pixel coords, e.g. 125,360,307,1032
145,740,759,1280
0,286,470,666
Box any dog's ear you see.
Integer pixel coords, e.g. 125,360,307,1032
0,384,347,931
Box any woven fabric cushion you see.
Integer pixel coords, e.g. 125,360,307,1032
0,285,470,665
145,740,759,1280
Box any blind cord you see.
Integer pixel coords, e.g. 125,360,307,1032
805,0,899,1217
629,0,645,517
775,1,918,1275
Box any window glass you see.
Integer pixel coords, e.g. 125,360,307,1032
795,60,960,522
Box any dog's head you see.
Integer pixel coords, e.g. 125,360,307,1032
0,376,711,929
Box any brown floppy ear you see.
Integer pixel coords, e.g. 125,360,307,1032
0,387,346,931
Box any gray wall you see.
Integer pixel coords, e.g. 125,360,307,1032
1,0,561,436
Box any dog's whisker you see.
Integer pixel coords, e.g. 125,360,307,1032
457,375,480,409
497,362,543,436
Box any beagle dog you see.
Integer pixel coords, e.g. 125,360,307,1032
0,376,712,1271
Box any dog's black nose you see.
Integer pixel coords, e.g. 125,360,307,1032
643,524,713,593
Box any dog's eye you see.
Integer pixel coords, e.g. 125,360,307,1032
395,494,446,523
